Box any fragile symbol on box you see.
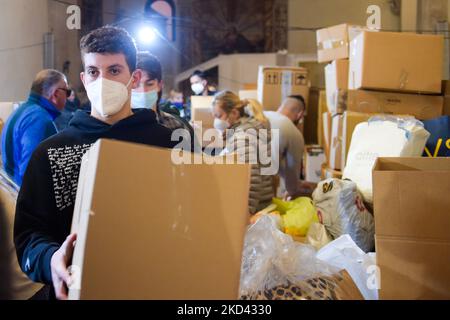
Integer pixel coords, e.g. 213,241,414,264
265,72,279,85
294,73,307,86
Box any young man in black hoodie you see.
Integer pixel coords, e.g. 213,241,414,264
14,26,177,300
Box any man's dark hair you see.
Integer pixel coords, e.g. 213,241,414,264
137,51,162,81
190,70,207,81
288,95,306,110
80,26,138,73
30,69,66,98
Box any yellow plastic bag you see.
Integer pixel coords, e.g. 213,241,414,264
272,197,319,237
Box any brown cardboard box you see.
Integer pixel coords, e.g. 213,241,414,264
316,24,367,63
329,114,343,170
349,31,444,94
373,157,450,300
69,139,251,300
0,172,43,299
325,59,349,113
191,96,214,130
347,90,443,120
257,66,310,111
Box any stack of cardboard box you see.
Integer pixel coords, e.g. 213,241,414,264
317,24,445,180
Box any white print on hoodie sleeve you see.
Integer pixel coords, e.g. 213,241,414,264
47,144,93,211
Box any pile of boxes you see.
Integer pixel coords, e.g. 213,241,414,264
318,23,445,181
317,23,449,299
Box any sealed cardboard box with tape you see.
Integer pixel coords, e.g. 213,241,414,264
347,90,443,120
257,66,310,111
69,139,250,300
325,59,349,114
349,31,444,94
373,157,450,300
316,24,367,63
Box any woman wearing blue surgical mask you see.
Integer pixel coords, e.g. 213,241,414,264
212,91,274,215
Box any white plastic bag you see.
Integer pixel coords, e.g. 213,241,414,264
343,116,430,203
312,178,375,252
317,235,378,300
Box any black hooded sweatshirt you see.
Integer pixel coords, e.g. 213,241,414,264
14,109,177,285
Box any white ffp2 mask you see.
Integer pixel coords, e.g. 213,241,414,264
86,77,133,117
191,83,205,95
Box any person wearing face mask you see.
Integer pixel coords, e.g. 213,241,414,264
264,95,312,199
212,91,274,214
159,89,185,118
1,69,68,186
131,52,197,152
14,26,178,300
190,70,216,97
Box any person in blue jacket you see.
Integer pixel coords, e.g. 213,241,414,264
1,69,69,186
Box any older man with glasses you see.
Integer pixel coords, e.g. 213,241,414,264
1,69,69,186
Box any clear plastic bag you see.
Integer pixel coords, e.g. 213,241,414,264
312,178,375,252
239,215,363,300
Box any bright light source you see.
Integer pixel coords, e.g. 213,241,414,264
138,27,157,44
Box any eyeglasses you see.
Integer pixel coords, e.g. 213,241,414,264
57,88,72,97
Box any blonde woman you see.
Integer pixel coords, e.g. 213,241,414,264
212,90,274,214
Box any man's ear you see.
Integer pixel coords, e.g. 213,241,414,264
131,70,142,89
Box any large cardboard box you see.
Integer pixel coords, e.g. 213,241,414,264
257,66,310,111
191,96,214,130
0,172,43,300
316,24,367,63
373,157,450,300
325,59,349,113
347,90,443,120
329,114,343,170
69,139,251,300
349,31,444,94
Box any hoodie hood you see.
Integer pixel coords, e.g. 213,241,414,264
68,109,158,134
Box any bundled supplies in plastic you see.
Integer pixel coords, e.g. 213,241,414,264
342,116,430,202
